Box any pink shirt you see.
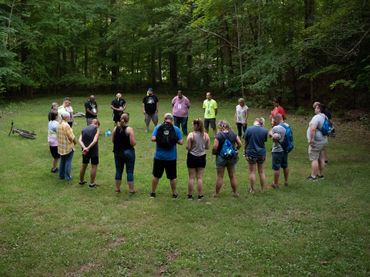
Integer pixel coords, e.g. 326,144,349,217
172,96,190,117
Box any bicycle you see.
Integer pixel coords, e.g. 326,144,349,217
8,121,36,139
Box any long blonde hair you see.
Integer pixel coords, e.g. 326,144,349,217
192,118,204,134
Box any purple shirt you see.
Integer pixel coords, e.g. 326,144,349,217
172,96,190,117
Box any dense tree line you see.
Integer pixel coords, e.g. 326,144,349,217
1,0,369,108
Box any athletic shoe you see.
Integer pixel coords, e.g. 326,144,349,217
318,175,325,179
79,181,87,185
172,193,178,199
51,168,58,173
187,194,193,200
89,183,96,188
198,195,204,200
306,175,318,181
271,183,279,189
150,192,156,198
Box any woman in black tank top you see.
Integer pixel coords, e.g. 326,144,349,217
112,112,136,194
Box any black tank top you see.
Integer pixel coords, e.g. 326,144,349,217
113,126,134,153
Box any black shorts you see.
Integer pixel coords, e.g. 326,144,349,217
82,155,99,165
187,153,206,168
152,159,177,180
113,113,122,123
49,146,60,159
204,118,216,129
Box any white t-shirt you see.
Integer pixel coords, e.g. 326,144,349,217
306,113,328,144
235,104,248,124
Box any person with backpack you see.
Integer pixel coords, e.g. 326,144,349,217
143,88,159,132
269,114,291,188
306,102,328,181
212,120,242,197
112,112,136,194
150,113,183,198
244,118,268,193
186,119,210,200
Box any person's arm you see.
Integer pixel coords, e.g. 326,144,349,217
176,128,183,145
151,126,157,142
171,97,176,107
212,138,219,155
309,123,316,145
143,103,146,114
244,109,249,126
156,101,159,113
215,108,218,116
66,126,75,144
204,133,210,150
127,127,136,147
78,134,86,149
112,127,117,143
122,102,127,111
186,133,193,151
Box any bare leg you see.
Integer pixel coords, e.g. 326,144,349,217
196,168,205,196
273,170,280,187
90,164,97,184
227,166,238,196
151,176,159,193
318,151,326,176
214,167,225,196
188,168,196,196
212,127,217,139
311,160,319,177
248,163,257,192
115,180,121,192
80,163,88,183
53,158,59,169
170,179,177,195
283,168,289,185
257,162,266,192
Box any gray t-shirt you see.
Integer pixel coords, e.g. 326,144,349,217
306,113,328,145
272,125,286,152
82,125,99,157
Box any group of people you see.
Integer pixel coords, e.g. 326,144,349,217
47,90,332,199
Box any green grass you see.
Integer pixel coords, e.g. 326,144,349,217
0,93,369,276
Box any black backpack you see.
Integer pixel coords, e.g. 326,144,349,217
156,122,178,148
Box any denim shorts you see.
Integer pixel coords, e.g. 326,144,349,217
216,155,238,169
272,151,288,170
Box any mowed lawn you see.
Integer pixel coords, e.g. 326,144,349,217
0,93,369,276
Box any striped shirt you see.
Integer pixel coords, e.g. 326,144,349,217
57,121,75,155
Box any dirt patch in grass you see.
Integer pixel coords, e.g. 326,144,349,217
109,236,126,248
67,262,97,277
157,250,181,276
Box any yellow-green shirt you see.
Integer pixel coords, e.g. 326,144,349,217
203,99,218,119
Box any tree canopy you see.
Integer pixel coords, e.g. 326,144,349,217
1,0,369,108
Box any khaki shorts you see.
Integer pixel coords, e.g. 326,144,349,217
308,143,326,161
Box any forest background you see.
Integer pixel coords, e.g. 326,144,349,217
1,0,369,111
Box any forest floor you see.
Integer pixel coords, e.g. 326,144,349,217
0,94,369,276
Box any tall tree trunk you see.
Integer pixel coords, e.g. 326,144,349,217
304,0,315,28
150,46,156,87
84,46,88,78
158,47,163,84
169,51,178,88
220,16,233,74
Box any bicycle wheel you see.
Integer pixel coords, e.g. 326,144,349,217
19,131,36,139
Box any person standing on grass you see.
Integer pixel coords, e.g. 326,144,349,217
48,111,60,173
58,97,74,127
78,119,100,188
150,113,183,198
202,92,218,138
213,120,242,198
57,113,76,181
244,118,268,193
85,95,98,126
111,92,127,126
172,89,190,136
306,102,328,181
143,88,159,132
48,102,59,121
112,112,136,194
270,96,286,121
269,114,289,188
235,98,249,138
186,119,210,200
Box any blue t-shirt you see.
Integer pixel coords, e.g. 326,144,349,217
152,124,182,160
244,125,268,158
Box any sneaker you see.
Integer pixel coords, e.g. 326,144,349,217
271,183,279,189
306,175,318,181
172,193,178,199
318,175,325,179
79,181,87,185
187,194,193,200
198,195,204,200
89,183,96,188
284,183,288,187
51,168,58,173
150,192,156,198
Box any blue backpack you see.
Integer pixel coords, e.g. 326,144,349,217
319,115,334,136
220,133,237,159
279,122,294,153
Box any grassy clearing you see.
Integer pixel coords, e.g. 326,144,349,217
0,93,369,276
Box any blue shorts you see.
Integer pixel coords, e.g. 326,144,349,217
272,152,288,170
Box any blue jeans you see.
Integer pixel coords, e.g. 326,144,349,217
174,116,188,135
114,149,135,182
236,123,247,138
59,151,74,180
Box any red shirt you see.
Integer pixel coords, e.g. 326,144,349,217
271,106,286,119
